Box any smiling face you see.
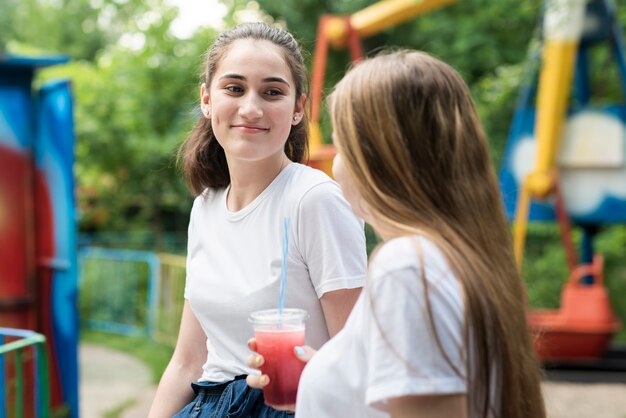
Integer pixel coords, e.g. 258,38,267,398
201,39,304,165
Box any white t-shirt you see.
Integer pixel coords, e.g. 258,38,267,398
184,162,367,382
296,236,467,418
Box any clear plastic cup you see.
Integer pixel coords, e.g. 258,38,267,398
249,308,309,408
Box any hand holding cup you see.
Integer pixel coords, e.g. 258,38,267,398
246,339,316,390
247,309,310,409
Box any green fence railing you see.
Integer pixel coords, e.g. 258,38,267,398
153,253,186,347
79,247,160,337
79,248,187,347
0,328,50,418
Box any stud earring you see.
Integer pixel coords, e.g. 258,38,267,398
293,115,298,122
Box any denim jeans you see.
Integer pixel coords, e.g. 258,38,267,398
172,375,295,418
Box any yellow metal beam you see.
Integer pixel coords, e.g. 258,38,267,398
513,181,532,267
325,0,458,47
526,0,586,199
513,0,586,267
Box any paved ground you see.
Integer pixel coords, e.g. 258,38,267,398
80,343,626,418
80,344,156,418
543,381,626,418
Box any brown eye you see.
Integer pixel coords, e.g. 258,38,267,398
225,85,243,93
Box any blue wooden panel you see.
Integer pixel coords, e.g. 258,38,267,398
36,80,79,418
499,105,626,224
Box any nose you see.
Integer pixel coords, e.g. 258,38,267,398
239,93,263,120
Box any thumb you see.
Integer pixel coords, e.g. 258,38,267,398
294,345,316,363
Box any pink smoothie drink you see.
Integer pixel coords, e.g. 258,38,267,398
255,327,305,407
249,308,308,408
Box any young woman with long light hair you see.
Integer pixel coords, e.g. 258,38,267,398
249,49,546,418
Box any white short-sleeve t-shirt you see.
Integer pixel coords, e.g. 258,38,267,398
296,236,467,417
184,162,367,382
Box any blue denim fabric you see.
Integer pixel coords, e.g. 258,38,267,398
172,376,295,418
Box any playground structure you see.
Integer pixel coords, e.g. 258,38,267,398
0,56,78,416
309,0,625,362
502,0,625,361
307,0,456,174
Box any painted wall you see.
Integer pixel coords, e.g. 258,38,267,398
0,56,78,417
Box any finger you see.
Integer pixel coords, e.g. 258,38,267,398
247,338,258,352
246,354,264,368
294,345,316,363
246,373,269,390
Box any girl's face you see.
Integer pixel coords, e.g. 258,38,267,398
332,148,370,222
201,39,304,165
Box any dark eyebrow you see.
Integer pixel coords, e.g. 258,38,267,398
263,77,290,87
218,74,290,87
219,73,245,81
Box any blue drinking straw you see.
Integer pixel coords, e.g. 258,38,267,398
278,217,290,317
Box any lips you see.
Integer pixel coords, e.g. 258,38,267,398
231,124,269,133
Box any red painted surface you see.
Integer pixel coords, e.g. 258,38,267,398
0,144,31,304
528,256,622,361
0,143,63,411
0,144,36,417
34,167,64,409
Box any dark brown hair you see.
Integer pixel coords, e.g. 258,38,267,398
329,50,545,418
179,22,309,195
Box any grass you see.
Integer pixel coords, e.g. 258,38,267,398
103,399,137,418
80,329,174,384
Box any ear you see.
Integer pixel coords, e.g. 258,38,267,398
200,83,211,119
292,94,306,125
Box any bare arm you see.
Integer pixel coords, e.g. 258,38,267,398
148,301,208,418
388,394,468,418
320,287,362,337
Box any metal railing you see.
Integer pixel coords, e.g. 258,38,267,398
79,247,160,337
153,253,186,346
78,247,186,346
0,328,50,418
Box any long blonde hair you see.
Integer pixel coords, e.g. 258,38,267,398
329,50,545,418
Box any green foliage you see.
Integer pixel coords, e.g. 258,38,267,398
2,0,166,61
595,226,626,341
473,61,529,163
522,224,573,309
364,223,380,256
80,230,187,253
